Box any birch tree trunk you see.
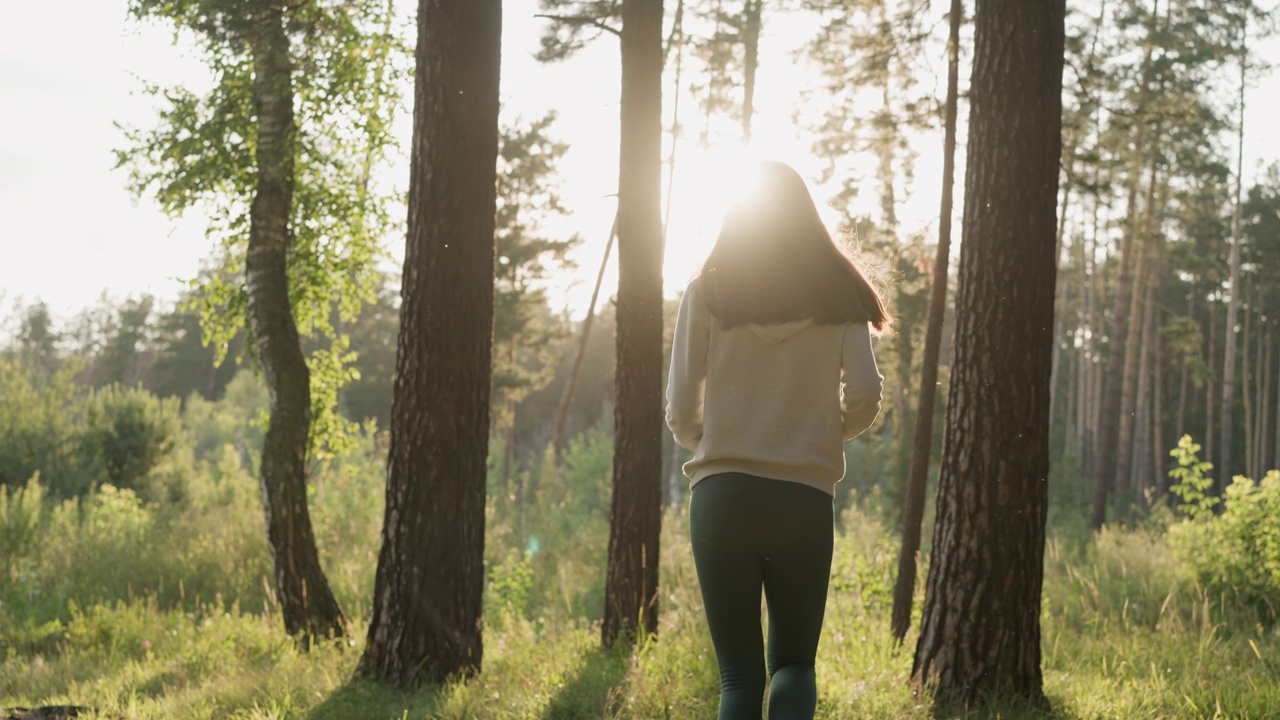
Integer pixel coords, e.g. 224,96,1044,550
246,1,347,641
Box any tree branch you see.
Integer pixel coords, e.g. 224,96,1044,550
534,13,621,37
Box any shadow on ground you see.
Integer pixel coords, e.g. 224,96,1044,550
306,676,441,720
930,694,1079,720
541,646,630,720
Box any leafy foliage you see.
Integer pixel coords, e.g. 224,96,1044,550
115,0,408,458
1168,435,1280,625
1167,434,1218,519
492,113,581,426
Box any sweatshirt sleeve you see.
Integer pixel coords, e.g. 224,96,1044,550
840,321,883,441
665,280,710,450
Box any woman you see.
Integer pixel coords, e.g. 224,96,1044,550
666,161,887,720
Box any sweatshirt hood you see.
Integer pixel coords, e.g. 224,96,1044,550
748,318,813,344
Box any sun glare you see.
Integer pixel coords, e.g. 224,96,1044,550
663,144,769,289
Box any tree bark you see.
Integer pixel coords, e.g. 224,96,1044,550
603,0,665,649
1219,22,1247,490
890,0,962,645
1132,246,1158,510
910,0,1063,706
1176,291,1193,443
741,0,762,144
245,2,347,641
1259,319,1269,471
358,0,501,686
552,216,617,454
1242,282,1254,480
1115,162,1159,517
1092,0,1159,530
1206,293,1217,465
1273,321,1280,470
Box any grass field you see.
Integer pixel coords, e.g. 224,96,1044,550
3,433,1278,719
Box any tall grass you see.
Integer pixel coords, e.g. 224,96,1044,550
2,404,1278,718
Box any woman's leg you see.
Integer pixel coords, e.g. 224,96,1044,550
762,486,834,720
691,475,767,720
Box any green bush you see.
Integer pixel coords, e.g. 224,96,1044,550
0,359,96,496
1167,434,1280,625
81,383,184,503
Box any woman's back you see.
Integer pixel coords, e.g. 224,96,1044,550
666,278,881,496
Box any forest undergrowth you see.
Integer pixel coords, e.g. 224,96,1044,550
2,408,1278,719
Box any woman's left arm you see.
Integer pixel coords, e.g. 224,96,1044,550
665,280,710,450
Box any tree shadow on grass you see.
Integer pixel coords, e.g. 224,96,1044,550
542,646,630,720
929,694,1080,720
306,676,442,720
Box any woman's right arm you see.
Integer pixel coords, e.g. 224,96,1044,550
840,321,883,441
666,280,710,450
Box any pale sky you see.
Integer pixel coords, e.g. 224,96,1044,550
2,1,1278,324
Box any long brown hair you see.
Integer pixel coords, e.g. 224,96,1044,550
699,161,889,332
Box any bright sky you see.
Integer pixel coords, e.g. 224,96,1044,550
2,1,1279,324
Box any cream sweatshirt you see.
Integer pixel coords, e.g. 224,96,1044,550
665,278,883,496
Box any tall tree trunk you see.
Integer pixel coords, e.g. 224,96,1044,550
358,0,501,685
1263,321,1273,472
1115,162,1160,518
1254,293,1266,476
1152,310,1165,500
1273,321,1280,470
552,217,617,454
910,0,1063,705
741,0,762,144
1113,234,1148,518
1132,248,1158,509
603,0,665,649
1176,291,1193,442
1242,282,1254,480
246,3,347,641
663,0,685,232
1092,0,1159,530
1206,293,1217,465
1219,22,1247,490
502,341,517,493
890,0,962,645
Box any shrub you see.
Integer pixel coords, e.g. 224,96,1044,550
0,359,96,496
1167,434,1280,625
80,384,183,503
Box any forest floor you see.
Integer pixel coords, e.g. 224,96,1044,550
4,514,1278,720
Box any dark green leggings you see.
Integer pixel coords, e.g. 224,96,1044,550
690,472,834,720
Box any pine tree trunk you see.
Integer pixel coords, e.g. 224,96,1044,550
1113,233,1148,518
1220,24,1247,490
1253,294,1266,476
910,0,1063,705
1092,0,1159,530
246,3,347,641
1115,156,1163,519
603,0,665,649
1151,277,1165,500
1263,322,1273,472
552,217,617,454
358,0,501,686
1273,321,1280,470
1133,250,1158,509
1242,284,1254,480
1206,294,1217,465
890,0,962,644
1176,291,1193,443
741,0,761,144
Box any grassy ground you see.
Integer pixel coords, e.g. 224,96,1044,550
4,514,1278,718
3,434,1278,719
